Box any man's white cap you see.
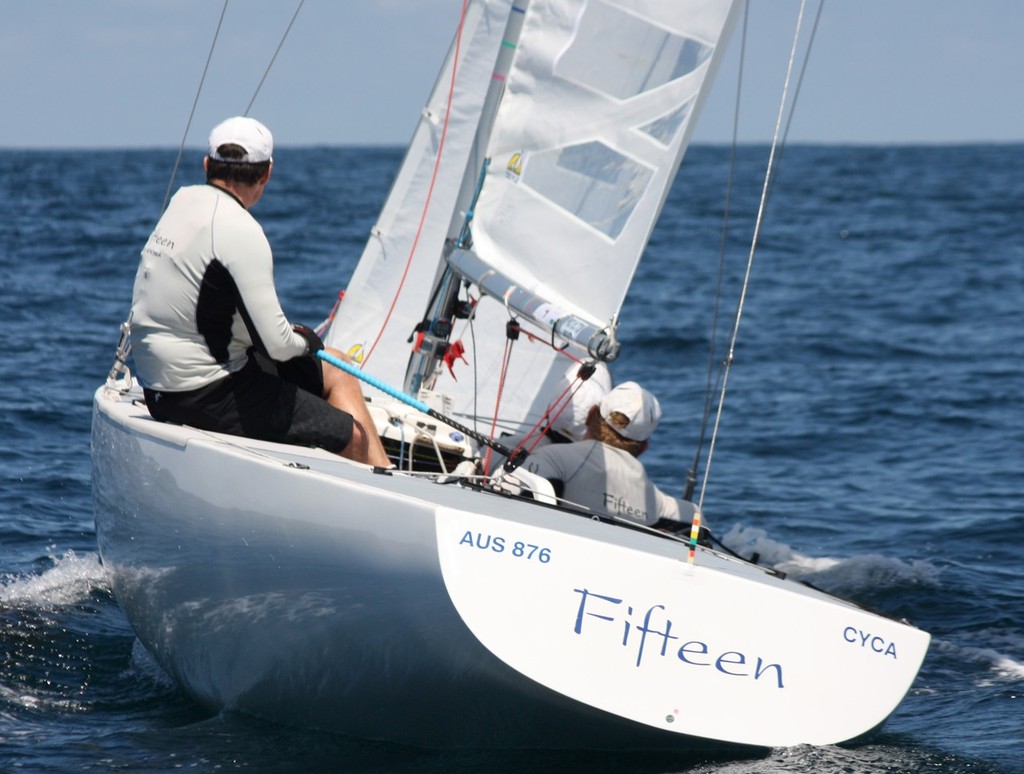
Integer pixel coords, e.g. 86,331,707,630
208,116,273,163
599,381,662,441
549,361,612,441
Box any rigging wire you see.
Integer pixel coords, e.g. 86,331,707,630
693,0,810,520
158,0,306,215
686,0,825,503
124,0,230,379
683,0,750,502
160,0,230,215
244,0,306,116
767,0,826,199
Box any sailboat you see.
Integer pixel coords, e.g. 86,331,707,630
91,0,930,751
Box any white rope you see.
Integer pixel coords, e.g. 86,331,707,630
695,0,809,516
158,0,305,215
160,0,229,215
245,0,306,116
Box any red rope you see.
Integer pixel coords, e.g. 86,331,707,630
482,337,515,474
361,0,470,368
507,380,576,458
314,290,344,338
525,381,580,450
487,358,593,472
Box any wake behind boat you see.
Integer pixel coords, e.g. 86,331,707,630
92,0,930,751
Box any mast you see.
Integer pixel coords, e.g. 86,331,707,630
339,0,743,432
403,1,531,396
324,1,517,394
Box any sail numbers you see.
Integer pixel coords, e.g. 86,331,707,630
458,530,552,563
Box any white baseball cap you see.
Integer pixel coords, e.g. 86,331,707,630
208,116,273,163
549,361,612,441
599,381,662,441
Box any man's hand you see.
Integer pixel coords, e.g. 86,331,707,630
293,323,324,355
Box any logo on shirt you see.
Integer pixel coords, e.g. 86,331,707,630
604,493,648,522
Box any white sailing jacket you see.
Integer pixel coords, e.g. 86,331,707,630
130,184,307,392
524,440,687,527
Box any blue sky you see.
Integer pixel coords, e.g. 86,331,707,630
2,0,1022,149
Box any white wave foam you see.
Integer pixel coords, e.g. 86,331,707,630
0,549,110,608
719,524,939,593
0,681,88,716
687,742,947,773
937,631,1024,684
992,655,1024,681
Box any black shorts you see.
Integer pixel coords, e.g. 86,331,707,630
143,351,354,453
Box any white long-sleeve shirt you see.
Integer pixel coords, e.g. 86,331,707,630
130,184,306,392
524,440,692,528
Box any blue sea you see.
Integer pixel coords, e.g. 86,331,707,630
1,144,1021,772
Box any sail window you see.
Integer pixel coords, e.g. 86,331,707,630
639,100,696,146
523,141,652,239
556,1,713,101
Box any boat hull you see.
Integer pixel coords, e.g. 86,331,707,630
91,386,929,749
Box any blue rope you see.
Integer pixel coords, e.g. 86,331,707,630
317,351,430,414
456,157,491,248
317,349,520,463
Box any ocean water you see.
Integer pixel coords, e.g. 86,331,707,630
1,144,1022,772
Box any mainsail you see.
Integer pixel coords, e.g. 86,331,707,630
330,0,740,432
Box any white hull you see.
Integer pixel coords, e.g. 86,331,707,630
92,385,929,750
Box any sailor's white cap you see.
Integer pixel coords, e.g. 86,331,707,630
208,116,273,163
599,381,662,441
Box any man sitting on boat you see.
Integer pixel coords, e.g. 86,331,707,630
128,116,390,467
524,382,693,530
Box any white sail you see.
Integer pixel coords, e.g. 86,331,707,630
423,0,742,430
471,0,739,325
324,0,516,389
330,1,739,432
91,0,933,749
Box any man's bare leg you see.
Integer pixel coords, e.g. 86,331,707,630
319,348,391,467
